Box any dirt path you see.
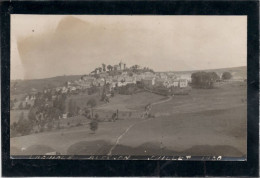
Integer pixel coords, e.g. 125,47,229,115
151,96,173,106
107,117,154,155
107,95,173,155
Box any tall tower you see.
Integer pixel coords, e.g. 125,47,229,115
119,61,122,70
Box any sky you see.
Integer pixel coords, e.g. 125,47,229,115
11,15,247,80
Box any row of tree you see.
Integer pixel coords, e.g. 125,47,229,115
191,71,232,88
92,62,154,75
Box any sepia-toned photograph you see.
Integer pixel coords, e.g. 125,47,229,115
10,15,247,159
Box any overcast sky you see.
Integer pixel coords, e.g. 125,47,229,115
11,15,247,80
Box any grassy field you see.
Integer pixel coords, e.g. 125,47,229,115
66,92,104,110
10,110,29,125
96,92,166,111
10,82,247,157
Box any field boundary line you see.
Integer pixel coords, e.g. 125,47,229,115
151,96,173,106
107,117,154,155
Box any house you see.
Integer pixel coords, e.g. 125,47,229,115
61,87,68,93
179,79,188,88
52,95,57,100
30,88,38,94
172,80,179,87
80,82,92,88
100,72,109,78
144,72,154,77
113,65,120,70
81,75,94,81
111,82,117,88
66,81,72,87
62,113,68,119
135,75,143,82
117,81,127,87
29,95,36,100
23,95,35,107
25,96,30,102
180,74,192,82
116,76,125,83
106,78,113,84
159,73,168,80
155,78,169,88
69,86,77,91
124,76,136,84
90,71,96,76
119,61,126,70
96,78,105,86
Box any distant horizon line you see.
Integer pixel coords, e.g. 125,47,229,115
11,65,246,81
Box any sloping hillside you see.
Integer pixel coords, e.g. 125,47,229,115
172,66,247,79
11,75,81,95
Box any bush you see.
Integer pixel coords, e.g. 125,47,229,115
118,84,137,95
39,127,44,132
148,113,155,118
89,120,98,133
16,118,33,136
222,72,232,80
47,122,53,131
18,102,24,110
76,123,82,127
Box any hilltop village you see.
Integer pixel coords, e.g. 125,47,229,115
13,62,191,111
59,62,190,96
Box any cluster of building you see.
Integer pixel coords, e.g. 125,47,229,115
65,70,190,93
18,63,191,108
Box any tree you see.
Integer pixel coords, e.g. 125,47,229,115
111,113,117,122
191,71,219,89
83,108,91,119
94,74,100,79
68,99,77,117
128,72,133,77
18,102,23,110
208,72,220,81
53,95,66,114
95,113,99,120
107,65,113,71
222,72,232,80
102,63,106,72
89,120,98,133
28,108,37,126
111,91,115,97
16,116,33,136
87,98,97,118
100,86,107,102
